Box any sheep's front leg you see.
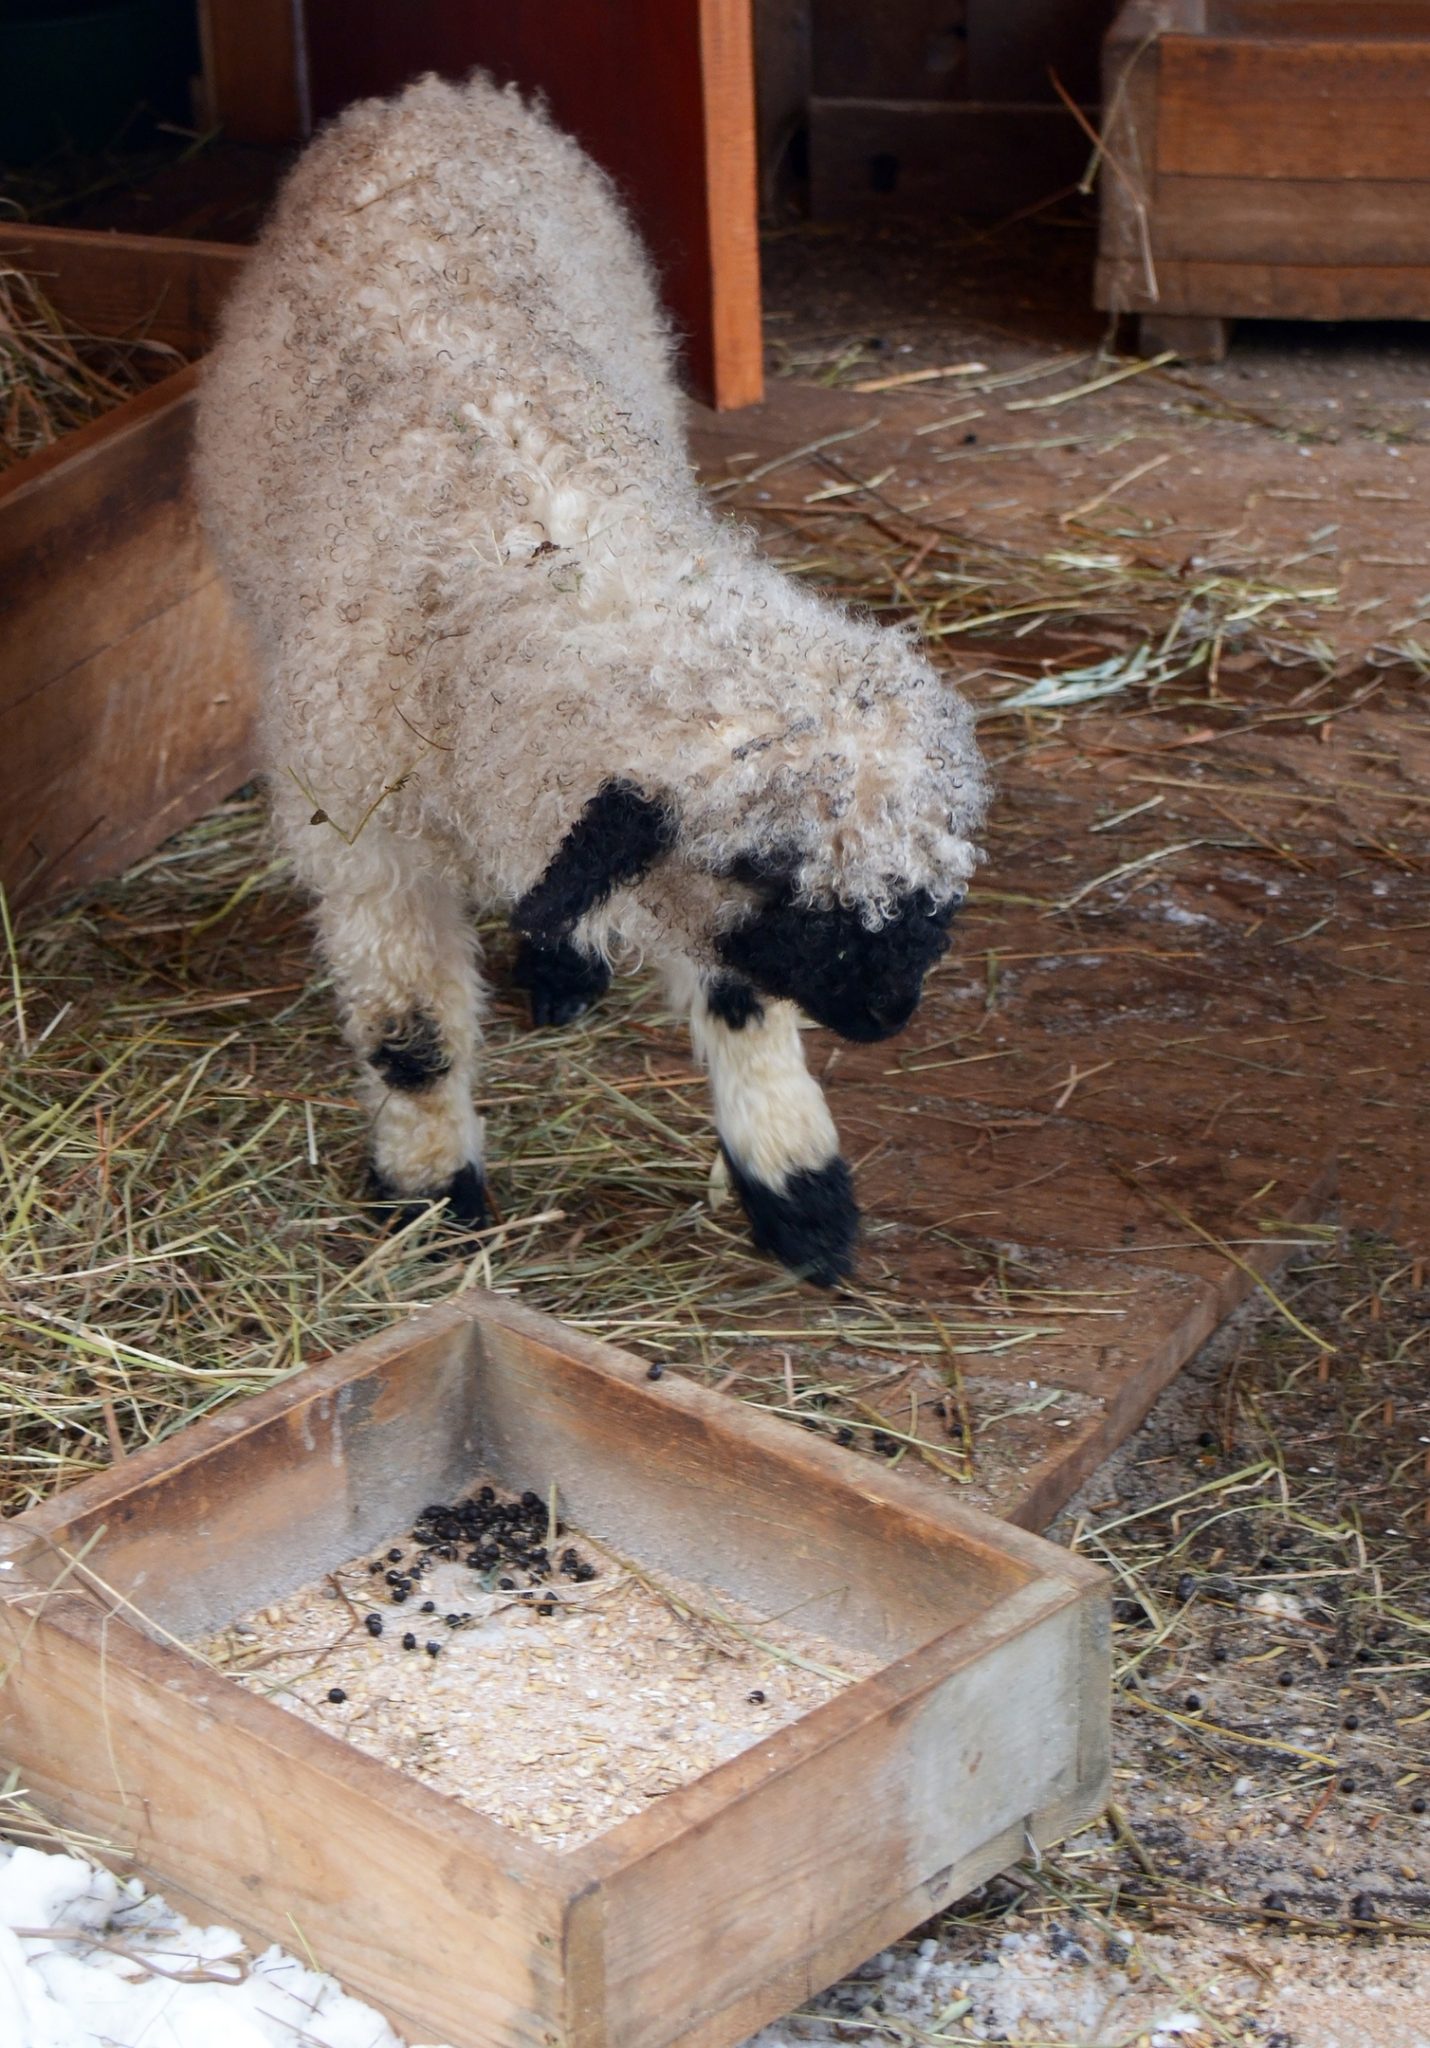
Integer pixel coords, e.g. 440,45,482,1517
687,976,858,1286
511,934,611,1028
311,837,488,1228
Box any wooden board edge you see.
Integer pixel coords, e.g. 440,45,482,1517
659,1780,1106,2048
0,228,247,360
1096,6,1164,306
0,363,203,508
1096,253,1430,318
0,1302,479,1560
12,736,259,915
442,1291,1105,1592
1007,1166,1337,1532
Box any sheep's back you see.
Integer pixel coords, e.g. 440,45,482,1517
195,71,689,677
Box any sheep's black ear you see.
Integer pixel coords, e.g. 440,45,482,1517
514,780,676,943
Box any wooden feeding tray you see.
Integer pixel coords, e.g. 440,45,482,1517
1096,0,1430,359
0,223,257,909
0,1291,1109,2048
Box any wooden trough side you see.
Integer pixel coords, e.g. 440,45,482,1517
0,1291,1111,2048
0,226,258,907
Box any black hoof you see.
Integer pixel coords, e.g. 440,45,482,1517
512,935,612,1029
367,1161,490,1233
722,1149,859,1288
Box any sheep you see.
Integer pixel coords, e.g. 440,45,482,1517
194,70,988,1288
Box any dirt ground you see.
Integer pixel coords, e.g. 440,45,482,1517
728,211,1430,2047
748,1241,1429,2048
697,206,1429,1256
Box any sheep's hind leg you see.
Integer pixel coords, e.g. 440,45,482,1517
685,973,858,1287
512,934,611,1029
311,837,488,1231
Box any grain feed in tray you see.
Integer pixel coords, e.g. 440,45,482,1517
201,1477,877,1850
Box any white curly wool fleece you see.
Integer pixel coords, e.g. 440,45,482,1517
196,70,988,1287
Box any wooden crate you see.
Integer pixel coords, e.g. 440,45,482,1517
1096,0,1430,359
0,226,251,907
0,1290,1110,2048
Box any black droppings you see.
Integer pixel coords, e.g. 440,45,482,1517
402,1632,417,1651
646,1361,664,1381
327,1687,347,1704
364,1613,383,1638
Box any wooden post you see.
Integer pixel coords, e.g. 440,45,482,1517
198,0,309,145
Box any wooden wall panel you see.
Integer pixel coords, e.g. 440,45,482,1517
1096,254,1430,321
1152,175,1430,266
300,0,762,410
1158,36,1430,180
199,0,309,145
0,226,247,353
0,370,259,907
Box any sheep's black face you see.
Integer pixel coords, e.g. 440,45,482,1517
717,882,959,1043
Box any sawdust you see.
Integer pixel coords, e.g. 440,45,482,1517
200,1484,874,1853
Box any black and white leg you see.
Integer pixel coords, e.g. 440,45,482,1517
511,933,611,1029
308,828,489,1230
678,964,859,1287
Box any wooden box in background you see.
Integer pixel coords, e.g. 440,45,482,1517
1096,0,1430,359
0,226,256,908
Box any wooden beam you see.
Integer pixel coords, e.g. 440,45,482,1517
1150,174,1430,266
1158,34,1430,181
199,0,309,145
0,226,247,354
1098,253,1430,319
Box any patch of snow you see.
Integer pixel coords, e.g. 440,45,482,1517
0,1842,451,2048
